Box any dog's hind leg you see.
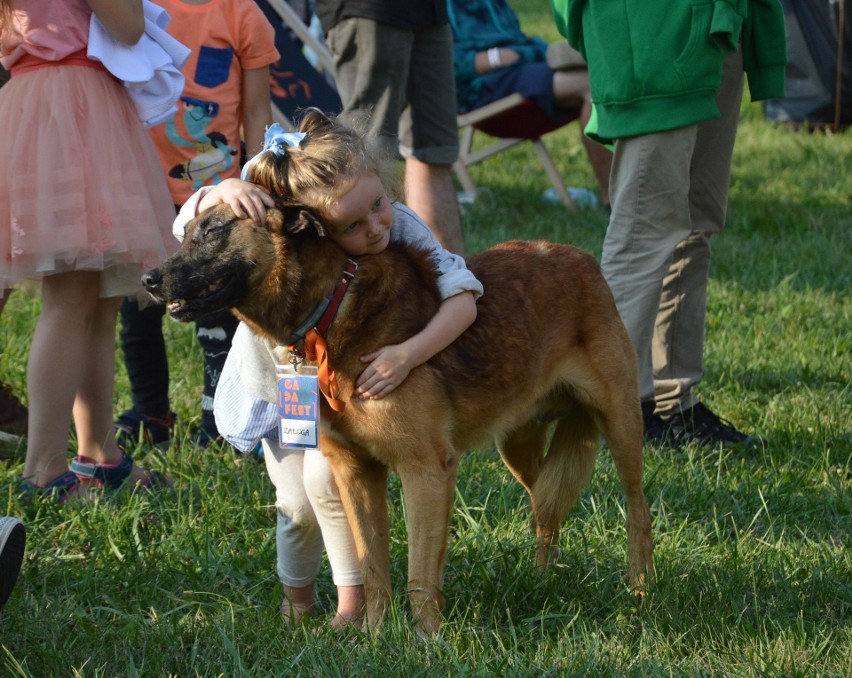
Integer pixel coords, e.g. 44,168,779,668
529,404,599,570
396,441,459,638
326,451,393,630
597,395,655,592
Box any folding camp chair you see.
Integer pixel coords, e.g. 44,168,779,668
454,94,581,209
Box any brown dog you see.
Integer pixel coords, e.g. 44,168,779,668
143,204,654,635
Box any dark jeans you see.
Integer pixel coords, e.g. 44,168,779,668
195,308,239,425
119,298,238,426
119,298,169,418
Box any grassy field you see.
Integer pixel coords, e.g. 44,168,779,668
1,4,851,676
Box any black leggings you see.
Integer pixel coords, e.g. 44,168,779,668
119,298,237,420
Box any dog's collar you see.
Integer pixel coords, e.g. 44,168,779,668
287,258,358,412
286,258,358,346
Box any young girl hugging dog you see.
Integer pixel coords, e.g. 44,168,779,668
172,108,483,629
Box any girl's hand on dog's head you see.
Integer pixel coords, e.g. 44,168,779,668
200,178,275,225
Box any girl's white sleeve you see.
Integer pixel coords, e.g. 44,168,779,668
173,186,215,242
390,203,484,300
213,322,281,453
214,347,279,453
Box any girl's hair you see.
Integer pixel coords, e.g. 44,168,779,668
245,108,402,220
0,1,11,36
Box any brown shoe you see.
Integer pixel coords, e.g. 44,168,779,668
0,383,27,437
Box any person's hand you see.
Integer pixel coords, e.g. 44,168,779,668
354,344,415,399
199,178,275,224
500,48,521,67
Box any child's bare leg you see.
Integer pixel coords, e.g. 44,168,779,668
331,584,365,629
72,295,146,480
23,272,109,485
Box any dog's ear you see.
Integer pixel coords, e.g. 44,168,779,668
287,209,328,237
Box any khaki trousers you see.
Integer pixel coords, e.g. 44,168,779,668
601,49,744,415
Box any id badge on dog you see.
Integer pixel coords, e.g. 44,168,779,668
276,364,319,448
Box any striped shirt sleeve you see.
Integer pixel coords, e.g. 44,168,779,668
214,348,278,453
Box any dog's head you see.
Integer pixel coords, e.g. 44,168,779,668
142,203,324,322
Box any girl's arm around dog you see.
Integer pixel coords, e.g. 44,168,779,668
354,291,477,400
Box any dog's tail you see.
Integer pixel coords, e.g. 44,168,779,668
530,400,599,539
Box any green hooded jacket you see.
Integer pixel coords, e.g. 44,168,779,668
549,0,787,143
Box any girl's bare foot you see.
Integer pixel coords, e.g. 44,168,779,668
331,584,365,630
330,610,365,630
280,584,315,623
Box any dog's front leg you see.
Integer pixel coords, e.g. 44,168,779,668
327,450,392,630
397,442,459,638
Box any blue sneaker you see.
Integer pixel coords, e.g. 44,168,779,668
18,470,82,504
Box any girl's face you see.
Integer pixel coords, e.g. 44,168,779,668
324,173,393,256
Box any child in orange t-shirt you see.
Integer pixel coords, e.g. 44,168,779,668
116,0,280,450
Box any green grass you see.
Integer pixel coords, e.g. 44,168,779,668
2,3,851,674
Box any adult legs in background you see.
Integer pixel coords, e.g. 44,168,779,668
328,19,465,255
602,127,696,404
605,48,759,447
653,48,744,416
652,231,712,416
403,159,465,255
326,18,410,162
400,23,465,254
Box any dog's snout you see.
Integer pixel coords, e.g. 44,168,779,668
141,268,163,290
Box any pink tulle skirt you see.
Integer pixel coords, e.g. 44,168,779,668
0,64,178,296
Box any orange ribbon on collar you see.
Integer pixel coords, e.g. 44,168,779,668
302,328,346,412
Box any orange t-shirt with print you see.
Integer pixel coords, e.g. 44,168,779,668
147,0,279,205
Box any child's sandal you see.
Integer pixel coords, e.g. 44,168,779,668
70,449,171,490
18,470,83,504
